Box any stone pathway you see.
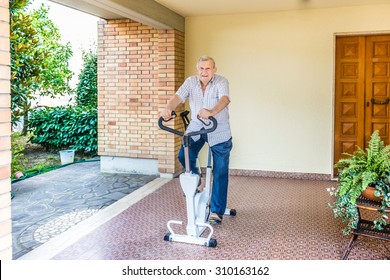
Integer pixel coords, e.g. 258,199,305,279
11,159,157,259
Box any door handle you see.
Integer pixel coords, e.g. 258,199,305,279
371,98,390,105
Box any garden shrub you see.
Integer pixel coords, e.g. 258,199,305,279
28,105,97,154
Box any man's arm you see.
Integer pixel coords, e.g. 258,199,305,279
198,96,230,119
161,94,183,120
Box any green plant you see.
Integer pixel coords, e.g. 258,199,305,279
28,105,97,153
11,132,27,177
371,178,390,230
76,48,97,107
328,130,390,234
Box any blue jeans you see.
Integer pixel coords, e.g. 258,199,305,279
178,134,233,216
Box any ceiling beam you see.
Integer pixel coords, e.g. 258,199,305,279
50,0,185,32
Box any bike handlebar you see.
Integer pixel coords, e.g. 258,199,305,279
158,111,218,137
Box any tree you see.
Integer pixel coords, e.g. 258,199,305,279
10,0,73,134
75,48,97,107
10,0,42,128
76,49,97,107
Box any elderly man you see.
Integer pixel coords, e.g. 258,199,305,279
161,55,233,224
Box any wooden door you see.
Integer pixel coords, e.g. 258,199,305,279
365,35,390,144
334,36,365,166
334,35,390,170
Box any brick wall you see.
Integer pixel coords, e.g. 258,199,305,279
0,0,12,260
98,19,185,175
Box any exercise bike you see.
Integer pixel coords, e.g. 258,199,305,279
158,111,236,247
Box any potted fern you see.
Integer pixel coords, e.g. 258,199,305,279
328,130,390,234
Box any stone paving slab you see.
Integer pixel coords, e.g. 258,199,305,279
11,159,158,259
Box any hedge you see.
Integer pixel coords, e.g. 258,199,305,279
28,105,97,153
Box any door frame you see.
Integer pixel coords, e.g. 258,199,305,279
331,31,390,179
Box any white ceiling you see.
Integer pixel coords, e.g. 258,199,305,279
155,0,390,17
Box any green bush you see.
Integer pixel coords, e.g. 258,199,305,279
28,106,97,153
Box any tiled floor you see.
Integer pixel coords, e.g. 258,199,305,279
21,175,390,260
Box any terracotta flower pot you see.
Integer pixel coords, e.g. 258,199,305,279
362,186,382,202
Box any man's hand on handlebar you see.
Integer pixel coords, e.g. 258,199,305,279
161,109,175,121
197,108,213,120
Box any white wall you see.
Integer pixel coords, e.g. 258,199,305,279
185,4,390,175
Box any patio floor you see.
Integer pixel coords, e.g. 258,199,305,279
16,171,390,260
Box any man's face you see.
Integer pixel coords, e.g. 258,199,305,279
197,60,216,85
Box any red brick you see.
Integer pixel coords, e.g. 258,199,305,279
0,109,10,122
0,136,10,151
0,164,10,180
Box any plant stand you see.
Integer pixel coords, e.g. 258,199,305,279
342,196,390,260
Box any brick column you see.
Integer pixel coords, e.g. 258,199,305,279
157,30,185,175
98,19,184,176
0,0,12,260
